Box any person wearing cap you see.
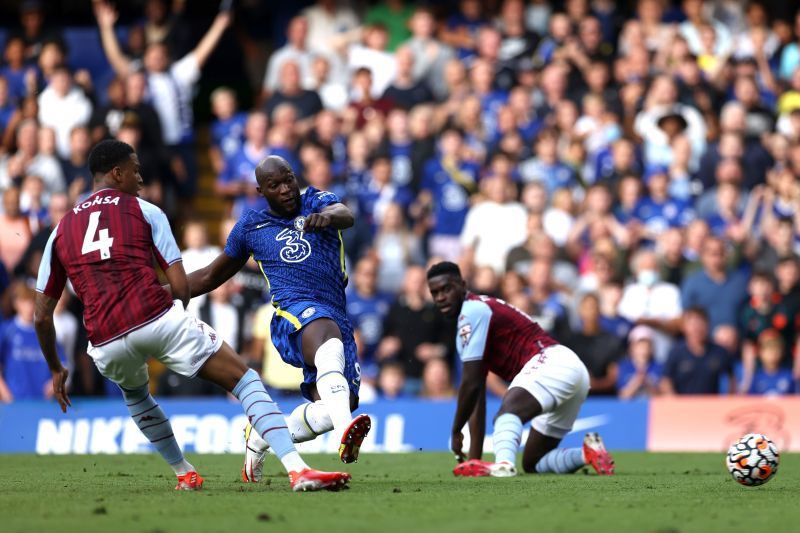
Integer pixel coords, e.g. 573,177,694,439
747,330,795,395
617,325,663,400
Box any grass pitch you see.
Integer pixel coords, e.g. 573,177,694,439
1,452,798,533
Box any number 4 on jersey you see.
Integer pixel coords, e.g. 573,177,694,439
82,211,114,260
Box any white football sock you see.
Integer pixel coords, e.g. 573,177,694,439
314,338,352,438
288,401,334,442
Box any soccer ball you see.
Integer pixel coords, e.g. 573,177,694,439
726,433,779,486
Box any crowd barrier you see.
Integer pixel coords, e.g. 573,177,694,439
0,396,795,454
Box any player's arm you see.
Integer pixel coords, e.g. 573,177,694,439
452,359,486,462
33,226,70,412
187,252,248,298
163,261,190,309
33,293,70,413
304,203,355,232
467,385,486,460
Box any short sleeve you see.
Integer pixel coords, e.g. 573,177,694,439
456,300,492,362
36,225,67,299
137,199,181,270
171,53,201,88
224,216,249,260
307,188,341,212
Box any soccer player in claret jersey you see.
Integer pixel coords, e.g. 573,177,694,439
188,155,371,482
426,261,615,477
34,140,350,492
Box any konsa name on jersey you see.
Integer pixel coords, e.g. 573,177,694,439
72,195,121,214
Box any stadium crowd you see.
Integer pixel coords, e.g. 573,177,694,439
0,0,799,404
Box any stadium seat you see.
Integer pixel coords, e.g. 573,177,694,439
63,26,128,82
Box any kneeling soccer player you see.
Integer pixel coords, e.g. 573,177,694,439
427,262,614,477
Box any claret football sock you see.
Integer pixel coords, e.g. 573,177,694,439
288,401,334,442
535,448,585,474
120,384,192,475
233,369,308,473
494,413,523,465
314,338,353,439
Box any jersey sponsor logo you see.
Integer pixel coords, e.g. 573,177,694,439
458,323,472,348
293,216,306,232
275,228,312,263
72,195,120,214
301,307,316,319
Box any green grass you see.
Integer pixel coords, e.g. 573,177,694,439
1,453,798,533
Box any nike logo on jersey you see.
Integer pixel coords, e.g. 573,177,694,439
256,223,270,229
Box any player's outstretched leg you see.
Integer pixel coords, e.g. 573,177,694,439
119,383,202,490
302,319,371,464
243,400,335,482
200,342,351,491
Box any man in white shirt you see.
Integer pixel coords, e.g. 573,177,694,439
37,67,92,160
618,249,683,363
95,1,230,200
460,174,528,275
262,16,315,99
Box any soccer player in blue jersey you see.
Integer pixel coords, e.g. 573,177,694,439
188,155,371,482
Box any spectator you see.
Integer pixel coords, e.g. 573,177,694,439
0,37,31,104
59,126,92,204
418,126,479,261
265,61,323,123
198,282,239,352
519,128,577,194
37,66,91,160
0,282,65,402
302,0,360,58
356,155,413,235
11,0,63,64
262,16,314,99
344,67,393,131
346,256,394,381
95,2,231,203
373,202,424,294
420,358,455,399
440,0,486,60
310,55,349,112
382,46,434,110
209,88,247,176
565,292,623,396
633,165,694,241
345,23,396,99
378,265,451,393
0,187,31,273
405,7,454,100
617,325,663,399
216,111,270,216
681,236,749,339
526,258,572,339
660,307,735,395
377,360,407,399
618,249,683,363
250,303,304,394
460,174,528,275
748,330,795,395
13,192,67,280
738,271,796,389
365,0,414,52
0,77,15,139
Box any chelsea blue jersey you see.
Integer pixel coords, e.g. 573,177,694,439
223,187,348,315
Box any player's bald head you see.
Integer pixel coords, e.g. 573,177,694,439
255,155,294,186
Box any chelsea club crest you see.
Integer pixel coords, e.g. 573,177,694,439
293,216,306,232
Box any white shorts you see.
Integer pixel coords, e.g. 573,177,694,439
87,301,223,389
508,344,590,439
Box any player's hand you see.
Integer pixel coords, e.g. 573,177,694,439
451,431,465,463
303,213,331,232
51,367,71,413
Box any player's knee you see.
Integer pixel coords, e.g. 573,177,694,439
522,457,540,474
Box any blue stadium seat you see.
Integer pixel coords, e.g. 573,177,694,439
62,26,128,82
